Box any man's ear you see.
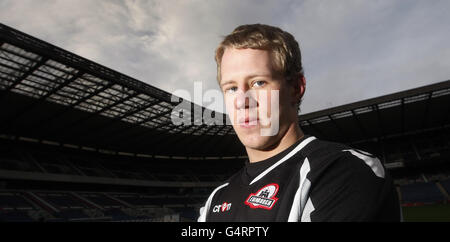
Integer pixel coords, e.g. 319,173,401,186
299,75,306,100
291,74,306,105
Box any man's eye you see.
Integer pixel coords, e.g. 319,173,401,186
225,87,238,93
252,80,266,88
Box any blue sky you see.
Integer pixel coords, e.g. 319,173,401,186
1,0,449,114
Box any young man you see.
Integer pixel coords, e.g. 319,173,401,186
198,24,401,222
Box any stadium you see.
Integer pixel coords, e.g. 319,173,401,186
1,23,449,222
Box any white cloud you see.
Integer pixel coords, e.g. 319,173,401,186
286,0,450,113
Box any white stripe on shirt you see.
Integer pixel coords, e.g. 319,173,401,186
250,136,316,185
287,158,313,222
197,183,229,222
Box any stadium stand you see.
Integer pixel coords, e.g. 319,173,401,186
441,178,450,193
400,182,446,205
1,22,450,221
0,189,196,221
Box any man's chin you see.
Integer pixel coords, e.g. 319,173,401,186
239,135,278,152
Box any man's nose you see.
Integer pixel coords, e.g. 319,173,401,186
234,90,257,110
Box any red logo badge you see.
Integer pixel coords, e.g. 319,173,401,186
221,202,230,212
245,183,279,210
213,202,232,213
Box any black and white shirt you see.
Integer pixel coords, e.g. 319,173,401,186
198,135,401,222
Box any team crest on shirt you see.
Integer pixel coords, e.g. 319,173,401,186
245,183,279,210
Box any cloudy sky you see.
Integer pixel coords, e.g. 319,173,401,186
1,0,449,115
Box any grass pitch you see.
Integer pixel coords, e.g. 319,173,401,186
402,203,450,222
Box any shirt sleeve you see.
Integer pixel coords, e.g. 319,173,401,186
308,149,401,222
197,182,230,222
197,205,207,222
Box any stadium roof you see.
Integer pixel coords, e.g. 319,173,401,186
0,23,244,157
1,23,449,160
298,79,450,145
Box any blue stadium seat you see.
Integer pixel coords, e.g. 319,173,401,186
400,182,446,204
103,208,135,221
58,209,89,220
0,210,34,222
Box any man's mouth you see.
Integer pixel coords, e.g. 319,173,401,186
237,117,259,127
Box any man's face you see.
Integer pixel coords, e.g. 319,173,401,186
220,48,299,151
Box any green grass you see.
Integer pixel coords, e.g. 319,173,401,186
402,203,450,222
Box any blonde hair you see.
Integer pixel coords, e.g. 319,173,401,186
215,24,304,84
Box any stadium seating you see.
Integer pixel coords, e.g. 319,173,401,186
103,208,135,221
66,156,116,178
440,178,450,195
0,189,199,221
0,140,235,183
58,209,89,220
0,192,36,222
77,193,124,208
0,210,34,222
0,147,40,172
36,192,90,209
0,192,34,209
400,182,446,204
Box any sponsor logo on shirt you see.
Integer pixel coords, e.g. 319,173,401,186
245,183,279,210
212,202,232,213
